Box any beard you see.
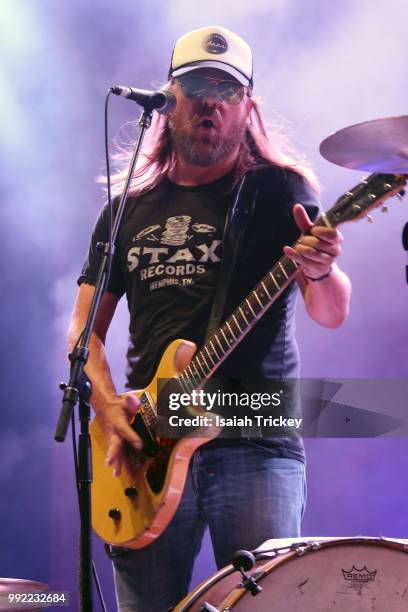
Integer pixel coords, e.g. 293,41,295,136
169,110,247,167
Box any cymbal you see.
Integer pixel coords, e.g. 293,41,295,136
320,115,408,173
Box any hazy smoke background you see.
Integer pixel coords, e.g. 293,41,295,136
1,0,407,609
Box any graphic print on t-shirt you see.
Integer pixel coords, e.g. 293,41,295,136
126,215,221,292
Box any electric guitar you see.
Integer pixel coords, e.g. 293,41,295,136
90,173,406,549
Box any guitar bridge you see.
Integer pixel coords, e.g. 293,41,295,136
139,391,156,420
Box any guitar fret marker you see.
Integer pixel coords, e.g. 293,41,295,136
232,314,243,334
278,262,288,279
261,282,272,300
226,322,237,341
210,340,221,360
239,306,249,325
246,299,257,318
186,365,199,385
195,357,207,377
269,272,280,290
204,346,215,367
191,362,201,382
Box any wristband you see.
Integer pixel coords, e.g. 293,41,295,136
305,267,333,282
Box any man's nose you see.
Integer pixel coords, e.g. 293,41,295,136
198,100,217,116
201,84,219,103
198,94,219,115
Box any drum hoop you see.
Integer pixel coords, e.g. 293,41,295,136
174,564,236,612
219,537,408,610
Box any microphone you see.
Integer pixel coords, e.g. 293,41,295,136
110,86,176,114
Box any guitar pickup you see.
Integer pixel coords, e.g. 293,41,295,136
131,392,159,457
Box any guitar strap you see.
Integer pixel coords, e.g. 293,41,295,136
205,171,259,343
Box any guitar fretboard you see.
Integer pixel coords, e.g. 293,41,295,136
177,253,300,394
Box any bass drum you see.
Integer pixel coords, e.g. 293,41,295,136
174,538,408,611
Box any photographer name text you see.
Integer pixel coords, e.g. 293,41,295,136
168,414,302,429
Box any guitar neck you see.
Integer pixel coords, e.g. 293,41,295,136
178,250,301,391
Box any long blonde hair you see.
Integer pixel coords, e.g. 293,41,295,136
102,95,320,197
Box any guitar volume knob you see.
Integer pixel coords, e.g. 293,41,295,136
108,508,121,521
125,487,138,499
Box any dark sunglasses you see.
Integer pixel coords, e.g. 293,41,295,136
175,74,248,105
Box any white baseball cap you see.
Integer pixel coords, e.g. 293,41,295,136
169,26,253,87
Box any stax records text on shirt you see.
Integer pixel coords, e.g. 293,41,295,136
126,215,222,291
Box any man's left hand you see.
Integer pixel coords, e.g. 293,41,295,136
283,204,343,279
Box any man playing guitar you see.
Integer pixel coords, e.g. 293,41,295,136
68,25,350,612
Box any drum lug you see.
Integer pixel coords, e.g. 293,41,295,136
199,603,221,612
295,540,321,556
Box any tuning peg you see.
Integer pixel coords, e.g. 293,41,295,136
381,205,389,213
397,189,406,200
366,215,374,223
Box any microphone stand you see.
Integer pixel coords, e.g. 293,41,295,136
54,104,154,612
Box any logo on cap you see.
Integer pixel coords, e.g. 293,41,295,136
203,33,228,55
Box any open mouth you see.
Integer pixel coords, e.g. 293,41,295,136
200,119,215,128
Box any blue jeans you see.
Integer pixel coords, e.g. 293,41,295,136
112,441,306,612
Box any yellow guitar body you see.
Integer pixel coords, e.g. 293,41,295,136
90,339,218,549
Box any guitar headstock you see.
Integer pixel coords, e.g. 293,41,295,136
325,174,407,228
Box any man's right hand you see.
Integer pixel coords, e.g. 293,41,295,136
97,394,143,477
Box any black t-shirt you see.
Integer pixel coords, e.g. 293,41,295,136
79,165,320,461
